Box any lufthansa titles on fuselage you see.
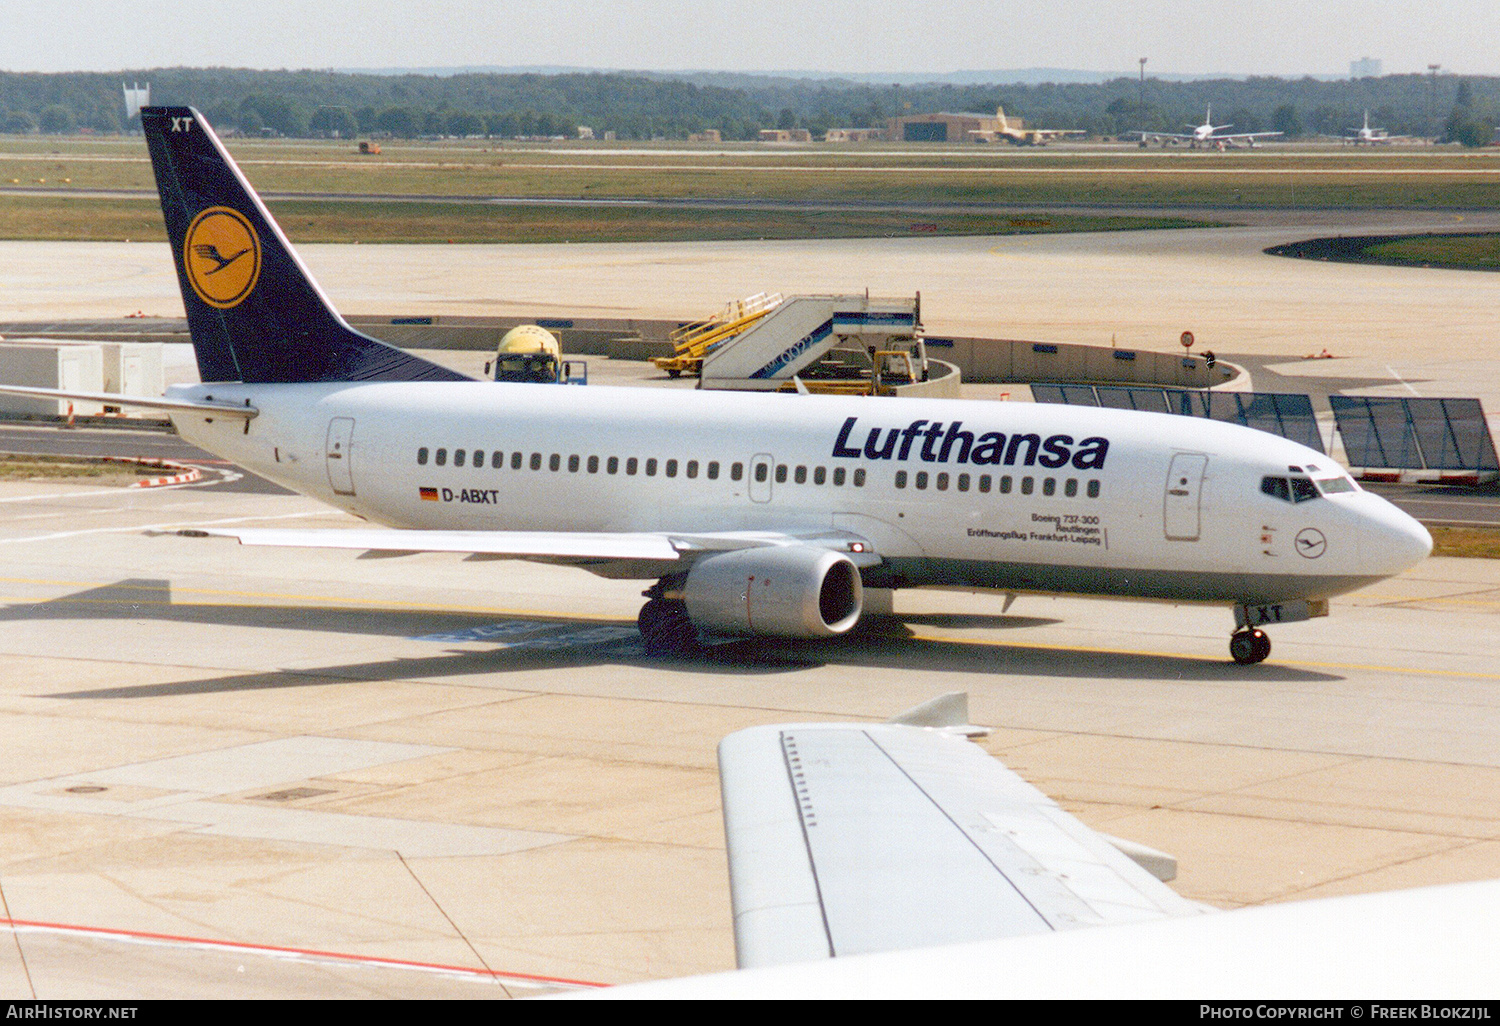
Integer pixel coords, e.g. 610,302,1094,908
831,416,1109,470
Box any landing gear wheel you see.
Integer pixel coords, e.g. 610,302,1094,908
1230,628,1271,665
638,599,700,657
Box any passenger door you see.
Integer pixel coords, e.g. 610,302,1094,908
1163,452,1207,541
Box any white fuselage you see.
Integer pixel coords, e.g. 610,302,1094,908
168,381,1431,605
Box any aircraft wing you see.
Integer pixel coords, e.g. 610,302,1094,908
180,526,882,573
1218,131,1283,141
718,715,1202,970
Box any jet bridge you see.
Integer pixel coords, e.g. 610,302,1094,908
698,294,924,393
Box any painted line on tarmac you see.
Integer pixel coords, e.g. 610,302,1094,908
0,915,605,990
900,631,1500,681
0,509,342,545
0,573,635,623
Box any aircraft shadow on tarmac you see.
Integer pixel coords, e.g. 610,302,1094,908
17,578,1342,699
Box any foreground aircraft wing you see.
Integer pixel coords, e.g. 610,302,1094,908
184,526,882,571
718,714,1201,970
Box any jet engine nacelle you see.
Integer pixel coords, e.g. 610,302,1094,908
683,546,863,639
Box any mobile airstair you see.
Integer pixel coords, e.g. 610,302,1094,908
697,293,925,394
652,292,783,378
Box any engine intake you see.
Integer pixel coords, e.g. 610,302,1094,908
683,546,863,639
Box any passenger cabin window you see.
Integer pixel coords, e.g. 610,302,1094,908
915,472,928,490
895,470,908,489
436,448,448,466
999,475,1012,494
627,458,638,475
472,449,484,467
686,460,698,479
1042,477,1056,496
568,455,580,472
708,462,721,480
607,457,619,474
794,466,807,484
833,468,846,486
853,469,865,487
666,459,678,478
454,450,466,467
588,455,599,473
549,454,561,472
1020,476,1034,495
1087,480,1101,498
645,458,657,476
417,447,429,465
775,464,787,484
814,467,826,485
511,452,523,470
754,464,768,483
492,452,504,469
530,453,542,471
730,463,743,481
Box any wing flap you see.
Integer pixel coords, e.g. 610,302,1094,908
719,723,1200,969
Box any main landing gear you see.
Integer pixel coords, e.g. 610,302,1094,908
1229,628,1271,665
638,596,700,657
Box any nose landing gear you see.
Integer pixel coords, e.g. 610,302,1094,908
1229,628,1271,665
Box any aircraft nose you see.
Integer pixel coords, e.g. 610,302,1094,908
1360,498,1433,575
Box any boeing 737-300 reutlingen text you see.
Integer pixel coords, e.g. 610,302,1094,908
0,107,1432,664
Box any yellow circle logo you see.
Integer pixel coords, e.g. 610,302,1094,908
183,206,261,309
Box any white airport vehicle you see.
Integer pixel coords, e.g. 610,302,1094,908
1141,104,1283,149
1344,109,1411,145
604,695,1500,998
0,106,1431,664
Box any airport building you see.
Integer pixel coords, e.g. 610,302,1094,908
885,110,1020,143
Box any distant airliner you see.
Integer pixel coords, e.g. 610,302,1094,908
0,107,1430,664
1141,105,1284,149
1344,110,1410,145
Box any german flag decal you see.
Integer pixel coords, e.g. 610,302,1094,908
419,487,439,501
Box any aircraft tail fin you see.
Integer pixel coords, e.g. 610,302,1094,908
140,106,468,385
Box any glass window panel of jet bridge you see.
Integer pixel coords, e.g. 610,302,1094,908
1403,398,1500,471
1095,386,1142,411
1331,396,1419,469
1270,394,1326,453
1161,389,1199,417
1128,388,1172,413
1031,384,1079,405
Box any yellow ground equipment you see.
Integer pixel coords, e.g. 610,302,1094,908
488,325,564,383
652,292,782,378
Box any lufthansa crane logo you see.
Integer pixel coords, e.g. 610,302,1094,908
183,206,261,309
1295,528,1327,559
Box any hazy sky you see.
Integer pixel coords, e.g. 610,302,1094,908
4,0,1497,78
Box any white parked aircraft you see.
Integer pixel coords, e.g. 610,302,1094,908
0,106,1430,664
1142,104,1283,148
1344,109,1410,145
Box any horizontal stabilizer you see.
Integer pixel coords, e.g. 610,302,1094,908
0,383,257,419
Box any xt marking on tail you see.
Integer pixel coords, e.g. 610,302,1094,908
170,116,193,133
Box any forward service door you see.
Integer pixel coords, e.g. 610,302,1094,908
1163,452,1207,541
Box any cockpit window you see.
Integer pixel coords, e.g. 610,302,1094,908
1261,475,1321,503
1315,475,1357,495
1260,476,1290,501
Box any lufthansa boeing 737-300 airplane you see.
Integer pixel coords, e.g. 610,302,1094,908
0,107,1432,664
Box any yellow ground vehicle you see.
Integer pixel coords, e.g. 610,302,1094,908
485,325,586,384
652,292,782,379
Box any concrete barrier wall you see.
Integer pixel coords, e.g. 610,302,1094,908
892,359,962,399
925,337,1234,389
